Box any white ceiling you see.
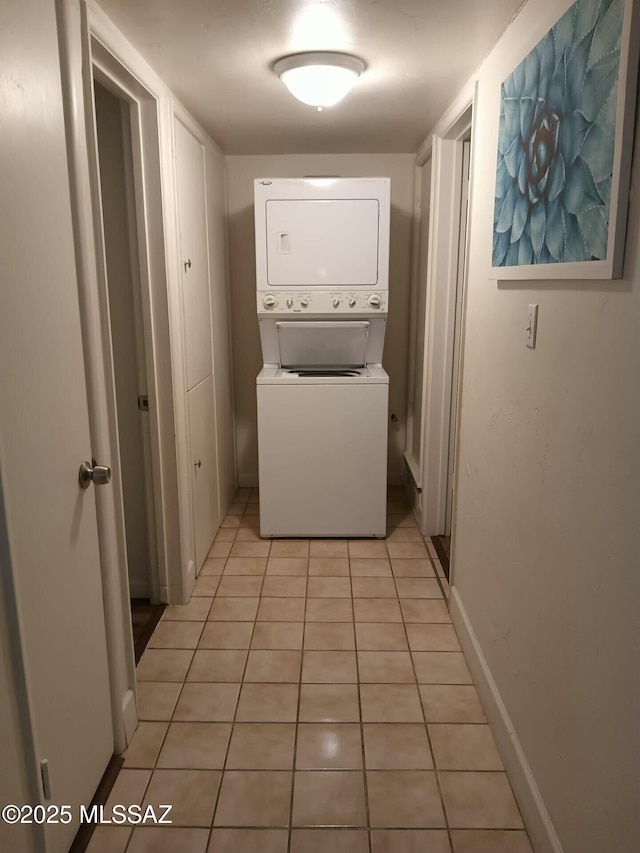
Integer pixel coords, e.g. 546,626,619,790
97,0,525,154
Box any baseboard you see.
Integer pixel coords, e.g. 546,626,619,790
403,451,422,490
449,587,564,853
121,689,137,746
402,457,421,520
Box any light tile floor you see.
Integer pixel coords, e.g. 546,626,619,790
87,487,533,853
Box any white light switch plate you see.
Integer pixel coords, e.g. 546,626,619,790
526,303,538,349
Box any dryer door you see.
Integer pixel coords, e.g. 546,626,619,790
265,199,379,287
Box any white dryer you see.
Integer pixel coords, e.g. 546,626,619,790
254,177,390,538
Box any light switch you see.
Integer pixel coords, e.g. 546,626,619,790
526,303,538,349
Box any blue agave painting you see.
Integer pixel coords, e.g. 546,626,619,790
493,0,624,267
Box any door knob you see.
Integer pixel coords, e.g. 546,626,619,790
194,459,202,469
79,459,112,490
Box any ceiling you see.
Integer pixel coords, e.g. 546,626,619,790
97,0,525,154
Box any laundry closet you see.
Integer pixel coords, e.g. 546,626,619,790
254,177,391,538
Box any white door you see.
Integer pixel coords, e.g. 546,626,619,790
265,199,380,286
188,375,219,570
174,119,213,391
0,2,113,851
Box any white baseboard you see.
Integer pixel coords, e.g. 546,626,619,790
184,559,195,601
450,587,563,853
121,689,137,747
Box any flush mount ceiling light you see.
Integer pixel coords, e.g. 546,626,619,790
274,52,366,110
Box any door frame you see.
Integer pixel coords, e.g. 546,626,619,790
89,46,169,605
412,95,476,550
444,138,471,536
56,0,187,751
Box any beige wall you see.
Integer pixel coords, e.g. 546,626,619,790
226,153,415,485
438,0,640,850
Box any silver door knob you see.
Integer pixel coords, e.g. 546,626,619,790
79,459,112,490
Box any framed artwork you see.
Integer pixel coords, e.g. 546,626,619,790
491,0,640,280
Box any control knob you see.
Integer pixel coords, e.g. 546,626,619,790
300,298,309,308
348,298,357,308
368,294,382,308
332,298,340,308
262,295,276,309
286,298,293,308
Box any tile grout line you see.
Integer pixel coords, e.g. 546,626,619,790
194,512,241,851
390,540,455,853
286,536,310,853
209,515,271,837
348,545,374,853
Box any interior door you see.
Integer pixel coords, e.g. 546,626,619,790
174,119,213,391
188,375,219,570
94,81,153,599
0,2,113,850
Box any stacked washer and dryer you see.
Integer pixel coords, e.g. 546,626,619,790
254,177,391,538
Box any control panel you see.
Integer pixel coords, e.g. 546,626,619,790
257,291,388,315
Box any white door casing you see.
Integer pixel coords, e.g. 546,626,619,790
94,81,155,599
409,100,474,540
444,139,471,536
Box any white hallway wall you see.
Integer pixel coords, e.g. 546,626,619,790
438,0,640,850
226,154,415,486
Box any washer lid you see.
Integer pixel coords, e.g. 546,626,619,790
257,365,389,385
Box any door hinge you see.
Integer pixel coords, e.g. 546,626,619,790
138,395,149,412
40,759,51,800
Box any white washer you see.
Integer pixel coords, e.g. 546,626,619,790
257,367,388,537
254,177,391,538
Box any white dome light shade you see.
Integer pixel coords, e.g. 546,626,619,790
274,52,366,108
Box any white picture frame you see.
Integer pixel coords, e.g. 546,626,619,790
491,0,640,280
